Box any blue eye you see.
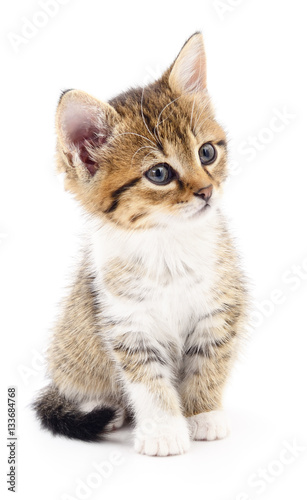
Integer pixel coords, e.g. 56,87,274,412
199,143,216,165
145,163,175,185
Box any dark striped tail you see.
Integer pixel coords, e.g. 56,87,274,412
33,385,116,442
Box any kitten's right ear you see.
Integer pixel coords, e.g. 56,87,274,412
56,89,118,183
168,32,207,95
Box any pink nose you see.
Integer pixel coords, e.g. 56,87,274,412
194,185,213,202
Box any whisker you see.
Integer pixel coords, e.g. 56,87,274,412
143,150,158,163
129,145,157,174
155,95,182,144
140,87,158,145
113,131,156,147
155,108,175,145
131,145,157,165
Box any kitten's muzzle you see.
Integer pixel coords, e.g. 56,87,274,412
193,185,213,203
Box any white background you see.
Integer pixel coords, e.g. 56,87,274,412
1,0,307,499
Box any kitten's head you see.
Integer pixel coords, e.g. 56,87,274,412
56,33,227,229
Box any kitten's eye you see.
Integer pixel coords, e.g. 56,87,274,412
199,143,216,165
145,163,175,185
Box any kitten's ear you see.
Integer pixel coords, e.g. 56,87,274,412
168,32,207,94
56,90,118,181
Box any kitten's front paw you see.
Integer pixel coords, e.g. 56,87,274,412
134,416,190,456
187,410,230,441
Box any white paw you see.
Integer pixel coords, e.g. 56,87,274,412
134,416,190,456
187,410,230,441
105,408,126,431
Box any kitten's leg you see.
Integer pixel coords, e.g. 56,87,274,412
110,332,190,456
180,308,245,441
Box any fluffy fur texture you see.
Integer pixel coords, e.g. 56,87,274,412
34,32,248,456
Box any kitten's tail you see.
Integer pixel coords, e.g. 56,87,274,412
33,385,116,442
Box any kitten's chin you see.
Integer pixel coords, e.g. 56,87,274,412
151,202,219,229
182,200,218,221
191,202,212,218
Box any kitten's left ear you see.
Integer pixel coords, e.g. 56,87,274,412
168,32,207,95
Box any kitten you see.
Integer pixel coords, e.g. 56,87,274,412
34,32,248,456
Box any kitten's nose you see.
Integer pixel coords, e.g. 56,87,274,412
194,185,213,202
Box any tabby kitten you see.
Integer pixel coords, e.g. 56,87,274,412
34,32,248,456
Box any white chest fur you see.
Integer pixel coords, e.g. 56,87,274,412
89,210,223,346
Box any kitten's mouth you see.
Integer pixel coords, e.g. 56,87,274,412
193,203,211,217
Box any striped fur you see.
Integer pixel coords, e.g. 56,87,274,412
34,33,248,456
